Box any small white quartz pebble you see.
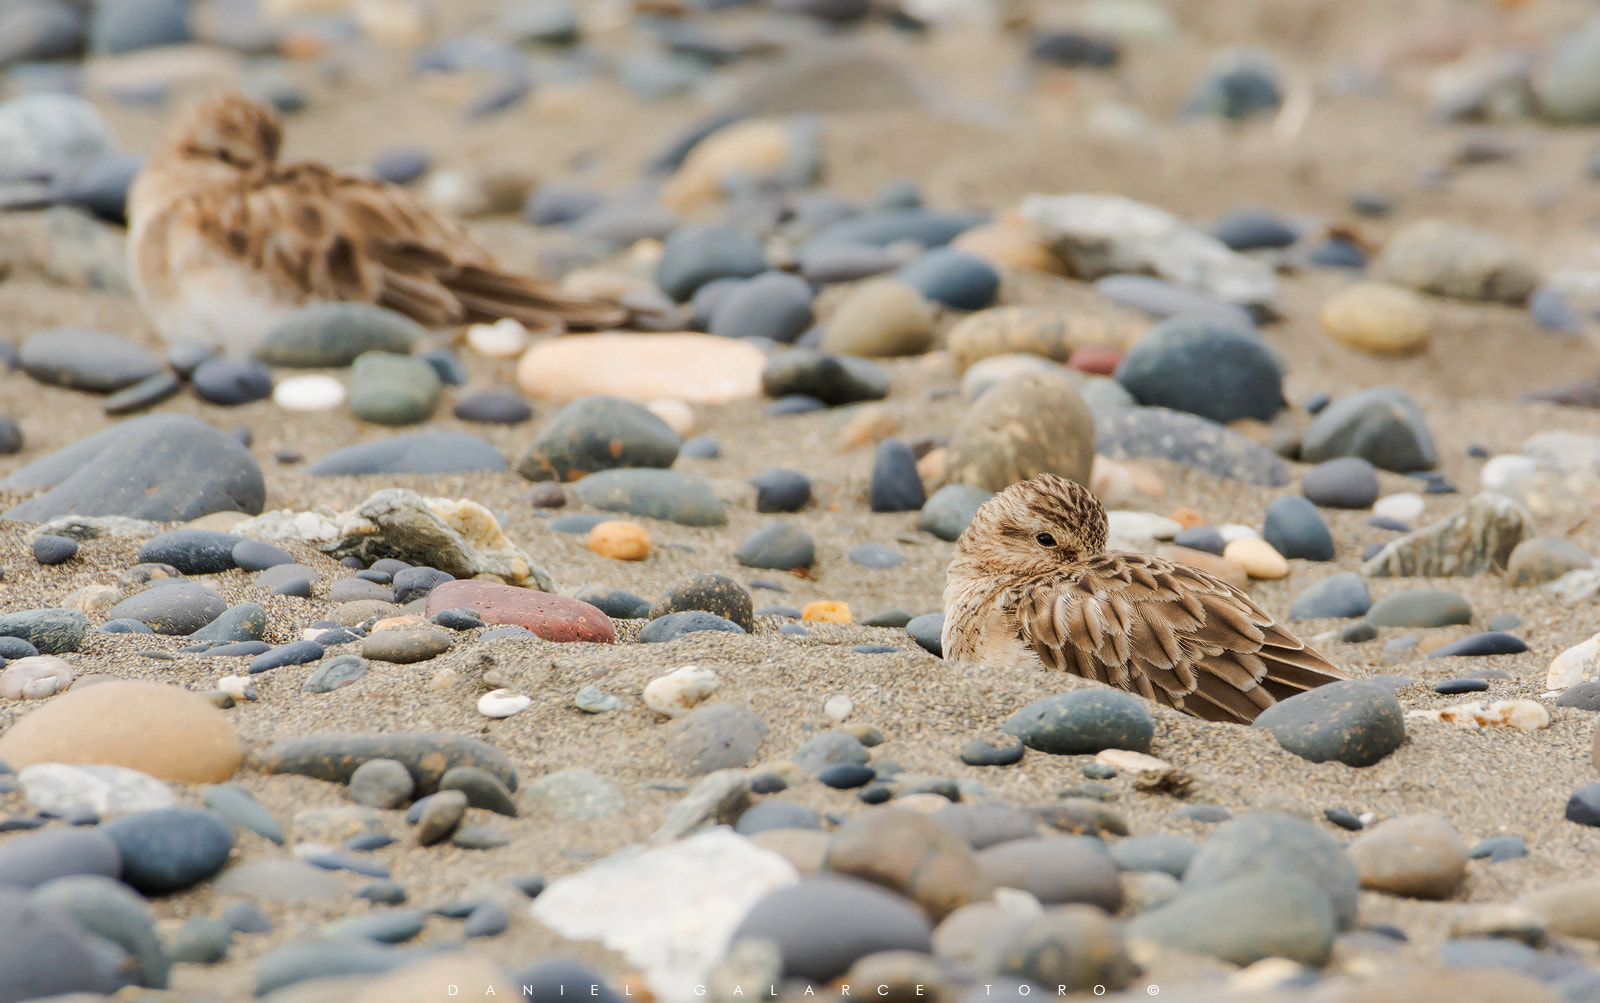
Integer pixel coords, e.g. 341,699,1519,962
478,688,532,719
1480,454,1540,495
467,318,531,359
1373,492,1425,524
824,694,853,722
217,675,256,700
1217,523,1261,543
1095,749,1172,774
643,664,719,718
273,374,346,411
0,655,73,700
1547,634,1600,691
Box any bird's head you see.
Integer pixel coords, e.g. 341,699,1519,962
953,473,1108,577
158,90,283,177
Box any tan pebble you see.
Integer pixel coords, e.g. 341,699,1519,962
748,828,828,875
627,238,663,266
946,305,1143,375
518,333,764,405
1157,545,1250,591
802,600,851,623
61,585,121,614
371,614,427,633
472,572,507,584
1450,904,1547,945
892,793,954,814
950,219,1063,273
1095,749,1171,774
587,521,651,561
1520,877,1600,940
820,279,937,358
916,447,947,488
662,119,792,211
646,399,695,437
559,268,655,301
1223,538,1289,579
840,403,901,449
1090,455,1136,507
428,668,458,691
1319,281,1431,354
1408,699,1551,730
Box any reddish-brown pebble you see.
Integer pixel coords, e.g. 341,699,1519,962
424,580,615,643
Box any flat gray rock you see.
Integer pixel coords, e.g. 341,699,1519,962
1095,407,1289,486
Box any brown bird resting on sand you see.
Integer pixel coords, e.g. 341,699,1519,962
942,473,1349,723
127,90,627,357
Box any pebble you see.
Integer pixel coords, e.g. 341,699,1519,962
0,654,73,699
1263,496,1335,561
650,573,754,630
587,521,652,561
1373,218,1538,304
917,484,992,542
192,358,274,406
1254,681,1407,767
734,521,816,571
572,468,726,527
570,586,650,620
1300,386,1437,472
980,836,1123,911
349,758,415,809
1127,872,1334,967
1506,537,1594,587
643,665,721,717
272,374,346,412
31,533,78,565
0,608,87,654
254,303,423,368
1223,538,1290,579
1288,572,1372,620
425,580,615,644
168,915,233,965
1003,690,1154,755
190,603,269,643
439,765,518,817
762,347,890,406
522,768,624,820
895,249,999,311
515,395,679,482
1096,406,1289,486
454,390,533,425
1428,632,1528,658
348,351,441,425
1318,282,1431,354
656,224,767,301
104,806,233,894
574,685,623,713
749,468,812,513
249,639,324,673
708,272,815,343
0,886,111,998
1184,811,1359,932
414,790,469,845
1302,457,1381,509
1348,814,1469,899
256,732,517,796
946,371,1096,492
1114,318,1284,424
681,434,720,459
307,431,508,476
477,689,533,719
203,784,285,845
1367,588,1472,627
906,613,944,656
19,327,162,393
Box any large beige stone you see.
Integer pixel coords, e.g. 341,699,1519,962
1319,282,1431,354
944,370,1096,492
518,333,764,405
820,279,937,358
0,681,241,783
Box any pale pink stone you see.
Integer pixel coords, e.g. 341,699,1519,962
0,656,74,700
517,333,764,405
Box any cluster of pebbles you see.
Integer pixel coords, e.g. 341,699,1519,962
3,0,1600,1001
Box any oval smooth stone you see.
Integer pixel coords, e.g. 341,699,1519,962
422,580,614,644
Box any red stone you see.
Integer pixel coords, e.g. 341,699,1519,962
424,581,615,644
1068,344,1123,375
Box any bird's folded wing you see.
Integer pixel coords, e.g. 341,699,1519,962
222,164,626,330
1014,554,1348,723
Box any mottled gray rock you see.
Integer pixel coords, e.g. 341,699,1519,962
1363,492,1528,578
1095,407,1289,486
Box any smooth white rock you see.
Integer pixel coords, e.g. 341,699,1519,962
467,318,531,359
478,688,532,719
218,675,255,700
1373,492,1426,523
643,665,719,718
1480,455,1540,495
823,695,853,722
0,655,73,700
531,828,799,1003
19,763,175,816
1549,635,1600,690
1218,523,1261,543
647,398,696,437
273,374,347,411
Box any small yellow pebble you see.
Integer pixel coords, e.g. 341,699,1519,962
587,520,651,561
802,600,851,623
1222,538,1289,579
370,614,427,633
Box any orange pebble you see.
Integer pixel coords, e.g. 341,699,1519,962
1169,506,1205,529
802,600,852,623
587,520,651,561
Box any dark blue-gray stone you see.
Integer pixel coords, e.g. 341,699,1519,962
1114,318,1284,424
32,873,170,987
464,902,510,938
1263,496,1335,561
105,582,225,635
18,327,162,392
31,534,77,565
1366,588,1471,628
709,271,814,342
906,613,944,656
326,910,427,944
193,358,273,406
1567,784,1600,827
762,348,890,406
1428,632,1527,658
254,303,425,368
0,2,85,68
1558,681,1600,711
853,644,900,654
303,654,368,693
0,826,120,889
1300,387,1437,473
1305,239,1366,269
428,607,483,631
656,224,767,301
524,184,604,226
1094,407,1289,486
1183,811,1358,930
750,468,812,513
735,522,815,571
1002,690,1155,755
2,414,265,522
1288,573,1371,620
1333,619,1371,642
918,484,992,542
767,395,827,416
1211,207,1297,250
1182,50,1282,120
869,438,925,513
958,736,1024,767
391,567,452,605
729,876,933,983
370,145,429,185
0,607,89,654
549,513,612,535
572,468,726,526
138,529,243,574
1172,525,1226,555
419,349,467,386
307,432,506,475
231,539,294,572
847,543,903,569
0,887,112,999
104,371,182,415
1126,873,1334,967
680,434,720,459
202,784,285,845
640,611,747,643
1110,834,1198,878
188,603,268,643
199,641,273,657
793,731,869,774
1254,680,1406,768
1301,457,1381,509
571,585,651,619
1030,30,1119,67
104,808,233,895
89,0,187,54
453,390,533,425
252,938,410,996
799,244,898,284
1435,678,1490,694
801,208,988,252
861,608,914,628
1468,835,1527,862
249,640,325,674
515,395,679,482
818,764,876,789
99,618,153,635
896,248,999,311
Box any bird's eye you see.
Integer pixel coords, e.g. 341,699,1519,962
1036,532,1057,548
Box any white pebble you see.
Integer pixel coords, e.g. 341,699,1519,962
1217,523,1260,543
1372,491,1425,523
643,664,719,717
1095,749,1172,774
478,688,532,719
824,694,853,722
274,374,346,412
1480,454,1540,495
217,675,256,700
0,655,73,700
1549,635,1600,690
1106,511,1182,542
646,398,696,436
467,318,531,359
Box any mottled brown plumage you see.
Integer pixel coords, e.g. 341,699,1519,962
942,474,1348,723
128,90,627,356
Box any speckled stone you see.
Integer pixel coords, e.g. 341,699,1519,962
254,732,518,795
1254,681,1406,767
